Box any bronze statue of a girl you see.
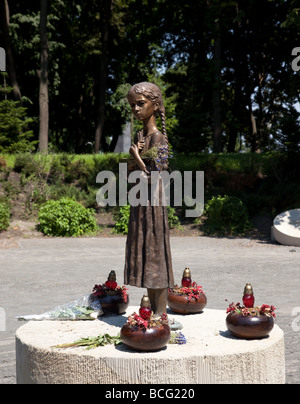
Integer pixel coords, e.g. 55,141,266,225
124,82,174,319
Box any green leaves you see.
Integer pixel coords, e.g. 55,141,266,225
0,97,36,153
0,202,10,232
5,0,300,153
49,306,96,321
113,204,130,235
53,333,122,350
38,197,98,237
203,195,252,236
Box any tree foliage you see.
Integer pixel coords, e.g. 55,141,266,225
0,0,299,154
0,74,36,153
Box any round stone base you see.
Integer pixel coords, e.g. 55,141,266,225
273,209,300,246
15,308,285,384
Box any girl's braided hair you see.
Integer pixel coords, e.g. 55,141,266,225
127,82,168,144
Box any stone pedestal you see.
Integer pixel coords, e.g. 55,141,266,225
16,308,285,384
273,209,300,246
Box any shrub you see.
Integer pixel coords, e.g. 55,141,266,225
0,202,10,231
38,197,98,237
0,155,7,170
202,195,252,236
113,205,130,235
13,153,36,175
167,206,181,229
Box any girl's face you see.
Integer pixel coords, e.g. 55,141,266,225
128,93,158,121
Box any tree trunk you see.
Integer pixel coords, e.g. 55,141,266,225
250,107,259,153
227,115,238,153
39,0,49,153
227,3,242,153
255,72,264,154
212,19,223,153
0,0,22,102
75,91,85,152
94,0,113,153
94,59,106,153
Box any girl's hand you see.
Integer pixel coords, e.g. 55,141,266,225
129,144,149,175
137,139,145,151
129,144,139,157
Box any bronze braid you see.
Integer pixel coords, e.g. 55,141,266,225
159,109,168,145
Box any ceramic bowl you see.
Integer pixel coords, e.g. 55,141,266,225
167,290,207,314
226,312,274,339
120,324,171,352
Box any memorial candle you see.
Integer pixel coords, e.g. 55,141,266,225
139,295,152,320
105,270,118,290
243,283,255,308
182,268,192,288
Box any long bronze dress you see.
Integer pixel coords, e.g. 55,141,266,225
124,130,174,289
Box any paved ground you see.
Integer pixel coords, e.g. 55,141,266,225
0,236,299,384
